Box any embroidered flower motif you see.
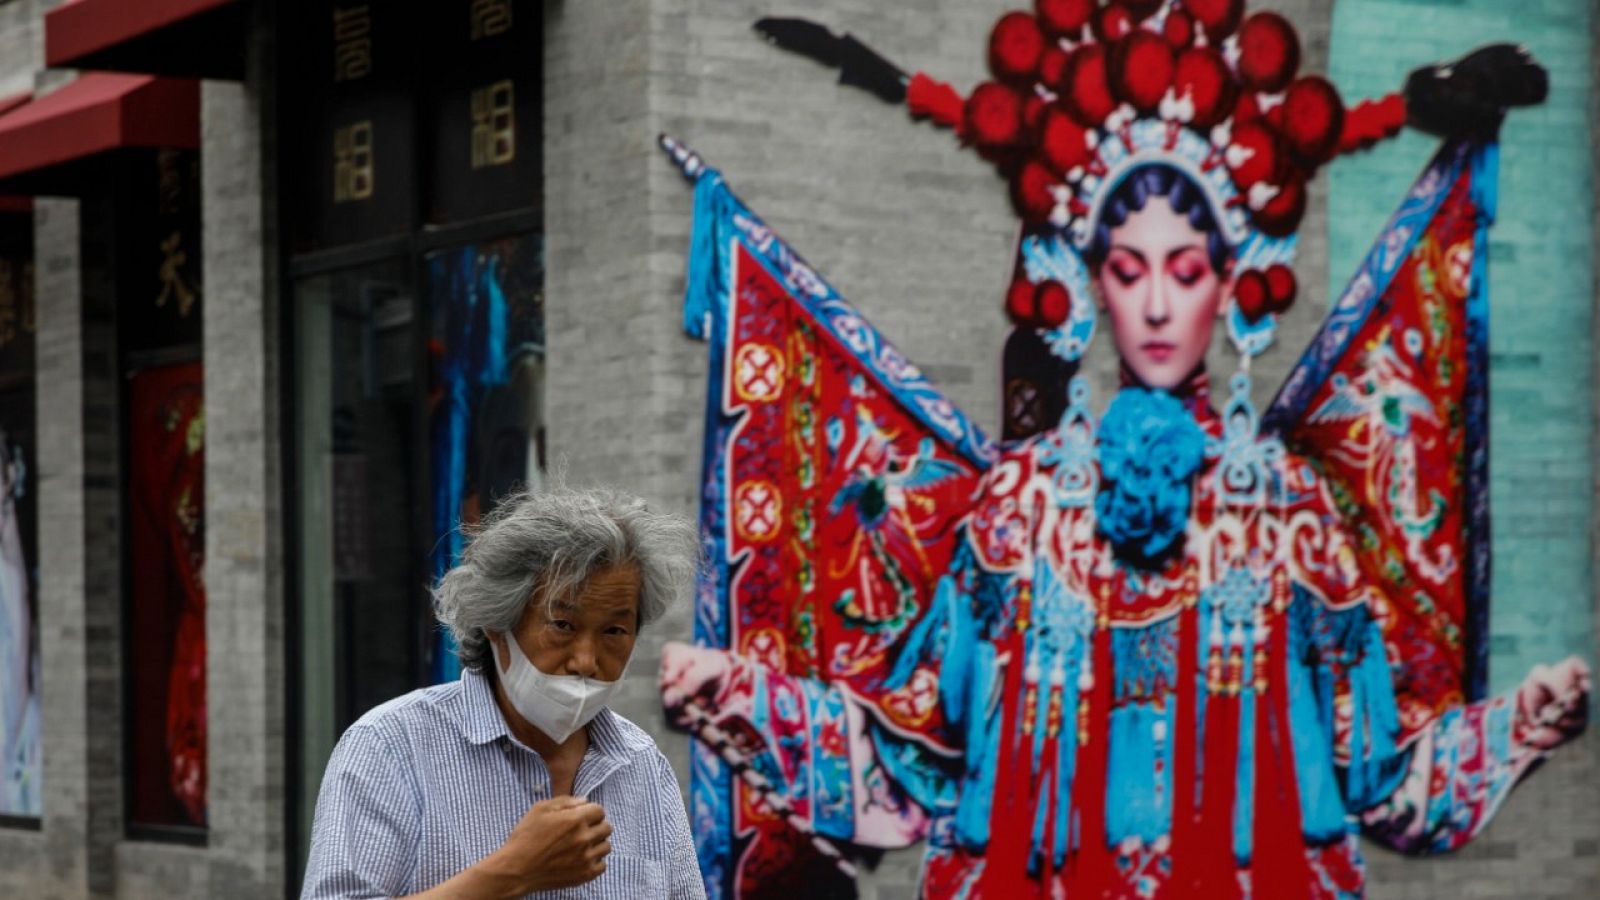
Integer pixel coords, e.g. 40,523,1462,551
1095,388,1206,567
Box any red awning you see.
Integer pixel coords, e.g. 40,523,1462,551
46,0,246,80
0,93,32,212
0,75,199,193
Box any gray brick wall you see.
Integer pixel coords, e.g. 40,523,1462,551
0,0,44,98
0,191,127,900
194,15,287,895
544,0,691,782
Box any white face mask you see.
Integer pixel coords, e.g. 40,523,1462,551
494,632,629,745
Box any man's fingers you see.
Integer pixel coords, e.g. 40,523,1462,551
587,839,613,861
591,819,614,842
536,795,586,813
572,802,606,826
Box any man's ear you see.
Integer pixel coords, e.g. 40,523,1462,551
489,631,509,670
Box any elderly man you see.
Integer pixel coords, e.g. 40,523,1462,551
302,487,705,899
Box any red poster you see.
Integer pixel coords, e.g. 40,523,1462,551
127,361,206,828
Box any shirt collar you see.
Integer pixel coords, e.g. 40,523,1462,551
457,666,640,768
460,666,512,745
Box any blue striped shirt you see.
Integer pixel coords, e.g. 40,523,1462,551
302,668,705,899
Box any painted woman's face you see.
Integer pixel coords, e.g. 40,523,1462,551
1095,197,1231,389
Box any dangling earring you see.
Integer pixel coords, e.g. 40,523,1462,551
1215,271,1287,508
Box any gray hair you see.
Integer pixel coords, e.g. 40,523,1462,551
433,485,699,672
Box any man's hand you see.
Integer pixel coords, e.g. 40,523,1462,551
1515,656,1590,752
480,797,613,895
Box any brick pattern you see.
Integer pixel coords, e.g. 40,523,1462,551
197,28,288,897
0,193,127,900
0,0,41,99
543,0,693,786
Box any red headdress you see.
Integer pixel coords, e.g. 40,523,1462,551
905,0,1407,350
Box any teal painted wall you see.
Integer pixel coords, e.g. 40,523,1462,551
1328,0,1594,696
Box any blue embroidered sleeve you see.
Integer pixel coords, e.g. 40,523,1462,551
1283,584,1539,855
1359,691,1535,855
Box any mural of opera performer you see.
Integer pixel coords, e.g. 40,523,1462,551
657,2,1591,898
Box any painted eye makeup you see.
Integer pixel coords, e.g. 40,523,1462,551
1109,260,1143,285
1168,251,1209,287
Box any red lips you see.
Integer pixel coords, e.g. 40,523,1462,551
1141,341,1176,362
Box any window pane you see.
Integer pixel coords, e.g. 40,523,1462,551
294,259,423,850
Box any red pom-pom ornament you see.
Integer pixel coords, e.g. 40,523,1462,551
1006,278,1039,325
1253,176,1306,237
1226,120,1284,189
1094,4,1136,41
965,81,1026,151
1039,106,1091,173
1237,12,1300,93
1039,46,1071,90
1181,0,1245,41
1011,160,1061,224
1064,45,1117,127
1163,8,1196,49
1035,280,1071,327
1023,94,1048,134
1172,46,1234,128
1234,269,1270,323
1233,91,1262,125
1035,0,1095,38
989,12,1047,84
1112,31,1175,113
1280,76,1345,162
1264,264,1297,312
965,0,1322,288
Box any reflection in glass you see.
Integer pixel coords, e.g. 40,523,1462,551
425,237,544,683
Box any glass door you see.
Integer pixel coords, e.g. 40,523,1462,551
293,258,424,852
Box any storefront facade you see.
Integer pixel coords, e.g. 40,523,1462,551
0,1,1591,898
